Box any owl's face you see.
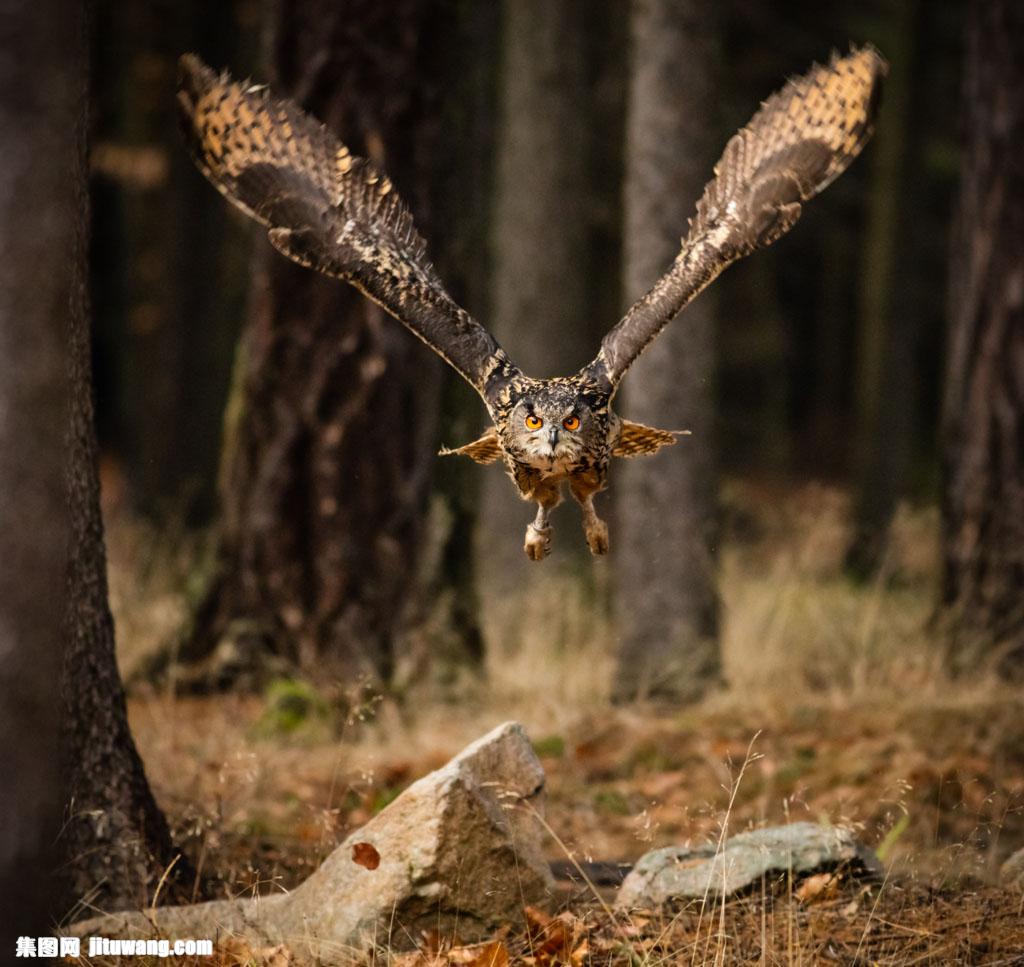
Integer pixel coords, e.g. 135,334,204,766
505,389,599,471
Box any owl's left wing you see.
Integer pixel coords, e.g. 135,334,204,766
581,47,886,394
177,55,515,400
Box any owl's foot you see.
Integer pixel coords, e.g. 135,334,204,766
585,518,609,555
524,523,552,561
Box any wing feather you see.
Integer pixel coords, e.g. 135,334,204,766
177,55,516,398
612,420,688,458
438,427,502,464
584,46,886,391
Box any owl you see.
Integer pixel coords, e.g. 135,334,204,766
178,48,884,560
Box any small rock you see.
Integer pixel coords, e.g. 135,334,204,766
71,722,553,963
1001,847,1024,888
616,822,881,909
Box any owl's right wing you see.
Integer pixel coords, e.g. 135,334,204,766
581,47,886,394
177,55,516,400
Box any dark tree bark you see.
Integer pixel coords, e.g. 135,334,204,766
61,7,194,914
0,0,75,940
415,0,502,679
942,0,1024,670
612,0,721,702
90,0,255,521
846,0,922,577
187,0,469,681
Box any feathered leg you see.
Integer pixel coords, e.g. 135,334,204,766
523,481,562,561
570,474,609,555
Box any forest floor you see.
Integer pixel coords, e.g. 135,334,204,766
97,482,1024,964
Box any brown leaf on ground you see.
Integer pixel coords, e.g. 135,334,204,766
796,871,842,904
258,946,295,967
523,905,552,931
211,939,295,966
463,940,509,967
569,938,590,965
351,841,381,870
391,951,443,967
523,907,578,963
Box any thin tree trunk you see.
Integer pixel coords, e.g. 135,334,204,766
413,0,502,680
847,0,921,577
60,5,195,915
90,1,253,521
612,0,721,702
186,0,451,682
477,0,604,657
0,0,75,939
942,0,1024,671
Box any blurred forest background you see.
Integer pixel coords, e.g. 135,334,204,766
87,0,1017,700
3,0,1022,950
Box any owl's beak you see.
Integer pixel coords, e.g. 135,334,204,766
547,427,560,449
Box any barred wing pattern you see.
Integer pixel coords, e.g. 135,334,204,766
177,55,512,397
438,418,684,464
588,47,886,391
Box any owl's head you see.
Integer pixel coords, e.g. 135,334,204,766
505,385,599,470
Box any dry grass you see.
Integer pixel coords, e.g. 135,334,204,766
720,481,948,699
95,481,1024,964
107,479,973,712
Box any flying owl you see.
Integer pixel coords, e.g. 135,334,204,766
178,48,884,561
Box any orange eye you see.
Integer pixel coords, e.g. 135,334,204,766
525,415,543,430
563,415,580,431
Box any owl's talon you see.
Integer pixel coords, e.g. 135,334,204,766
524,523,552,561
585,519,609,555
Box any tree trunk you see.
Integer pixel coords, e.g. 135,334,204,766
942,0,1024,671
186,0,459,682
59,6,194,915
477,0,610,657
846,0,922,577
0,0,75,939
413,0,502,681
90,0,255,521
612,0,721,702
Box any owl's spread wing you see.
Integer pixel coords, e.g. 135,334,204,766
177,55,515,399
583,47,886,393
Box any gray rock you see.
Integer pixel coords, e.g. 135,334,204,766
616,822,881,909
1001,847,1024,888
71,722,553,962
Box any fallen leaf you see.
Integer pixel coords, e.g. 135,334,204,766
524,905,553,931
211,939,296,966
523,907,576,963
570,939,590,965
390,952,439,967
795,871,841,904
351,841,380,870
465,941,509,967
256,945,296,967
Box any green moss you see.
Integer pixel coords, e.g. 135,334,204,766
371,786,403,814
593,788,632,816
533,734,566,759
256,677,329,737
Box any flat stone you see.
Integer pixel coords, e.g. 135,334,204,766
72,722,553,963
616,822,881,909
